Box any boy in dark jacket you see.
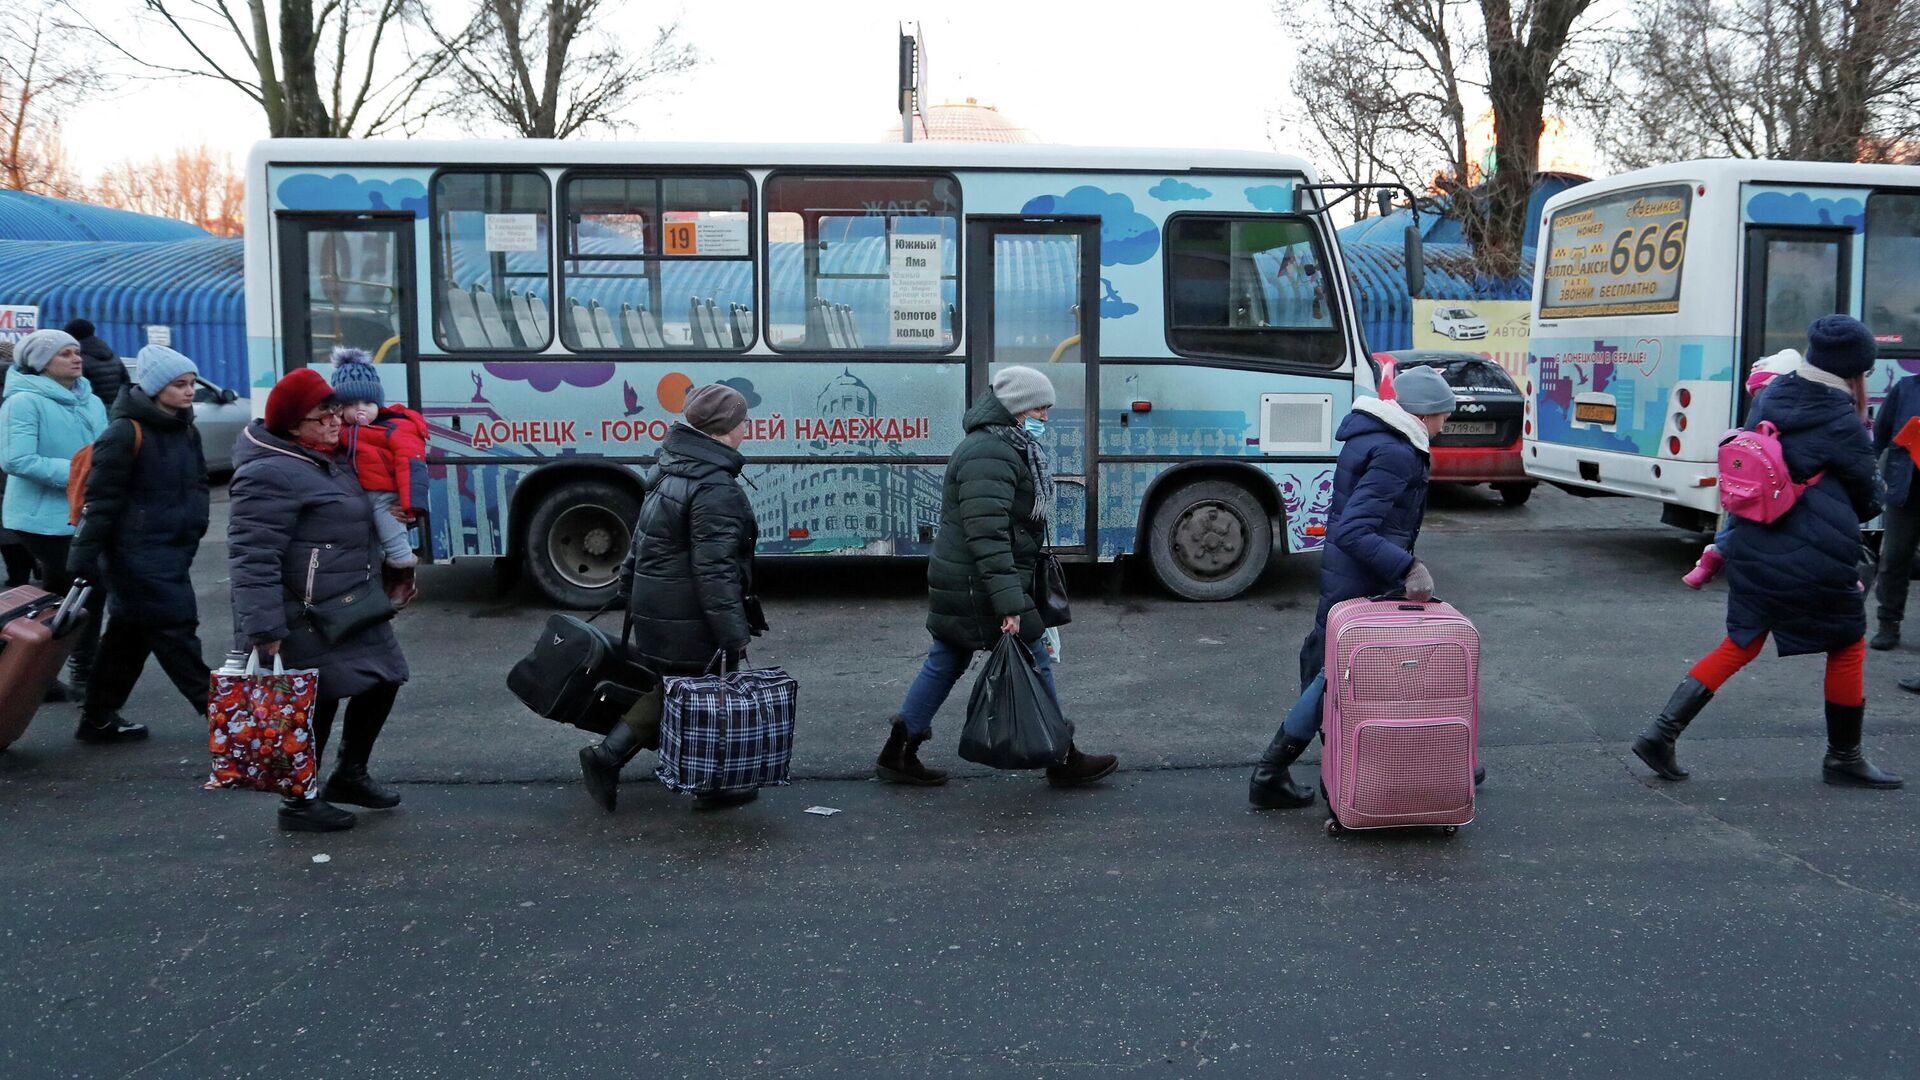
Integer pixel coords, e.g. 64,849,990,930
1870,367,1920,649
61,319,126,410
578,384,766,812
67,345,211,743
1249,365,1456,808
1635,315,1901,790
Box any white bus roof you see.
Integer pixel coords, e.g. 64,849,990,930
246,138,1319,178
1546,158,1920,208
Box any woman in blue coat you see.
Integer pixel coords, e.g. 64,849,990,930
1634,316,1901,789
1,329,108,702
1248,366,1456,808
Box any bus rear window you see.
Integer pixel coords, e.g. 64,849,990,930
764,173,960,352
1540,184,1690,318
1865,192,1920,352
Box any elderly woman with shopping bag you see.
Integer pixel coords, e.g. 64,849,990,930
227,369,409,833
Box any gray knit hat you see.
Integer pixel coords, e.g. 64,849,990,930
684,383,748,435
1394,365,1457,416
14,329,79,373
135,344,199,397
991,365,1056,416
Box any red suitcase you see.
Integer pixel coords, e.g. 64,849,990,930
0,583,93,750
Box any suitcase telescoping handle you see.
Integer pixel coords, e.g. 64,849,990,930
48,579,94,638
1369,591,1443,611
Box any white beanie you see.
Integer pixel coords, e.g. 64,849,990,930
14,329,79,373
991,365,1056,416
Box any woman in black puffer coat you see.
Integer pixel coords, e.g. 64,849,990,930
67,346,212,744
578,385,766,813
229,369,410,832
1634,316,1901,790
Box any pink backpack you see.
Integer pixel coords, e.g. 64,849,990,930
1719,421,1823,524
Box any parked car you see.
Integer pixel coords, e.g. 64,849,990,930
1372,349,1536,506
1428,305,1489,341
193,376,247,474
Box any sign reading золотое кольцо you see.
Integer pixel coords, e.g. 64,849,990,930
888,234,943,346
0,304,39,347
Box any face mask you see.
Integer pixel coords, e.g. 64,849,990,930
1022,416,1047,438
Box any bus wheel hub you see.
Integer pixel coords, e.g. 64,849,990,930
1173,503,1244,575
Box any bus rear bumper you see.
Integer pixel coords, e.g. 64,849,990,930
1523,441,1720,513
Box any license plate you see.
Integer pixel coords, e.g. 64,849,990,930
1573,402,1617,424
1441,421,1496,436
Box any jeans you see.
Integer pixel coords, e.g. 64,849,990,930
368,492,418,568
1280,672,1329,742
1876,499,1920,627
898,634,1057,736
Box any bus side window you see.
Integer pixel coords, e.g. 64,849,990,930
431,171,553,352
1164,214,1342,368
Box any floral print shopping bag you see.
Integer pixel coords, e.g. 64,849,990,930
204,652,320,798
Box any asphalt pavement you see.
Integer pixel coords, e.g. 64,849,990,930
3,484,1916,1078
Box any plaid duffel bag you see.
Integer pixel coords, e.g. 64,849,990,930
656,657,797,796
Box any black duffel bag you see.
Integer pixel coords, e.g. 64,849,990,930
507,601,658,736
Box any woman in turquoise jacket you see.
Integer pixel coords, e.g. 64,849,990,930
2,329,108,705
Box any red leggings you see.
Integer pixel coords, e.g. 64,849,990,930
1688,635,1865,706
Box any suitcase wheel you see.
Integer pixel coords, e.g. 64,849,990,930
1324,817,1342,836
1441,825,1459,837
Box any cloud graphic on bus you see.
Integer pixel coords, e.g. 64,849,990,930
277,174,430,218
1746,191,1865,231
1149,178,1212,202
1020,187,1159,265
1099,279,1138,319
483,361,615,393
718,377,763,407
1244,185,1293,213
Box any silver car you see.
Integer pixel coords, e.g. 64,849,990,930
193,377,248,474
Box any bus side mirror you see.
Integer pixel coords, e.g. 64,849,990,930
1376,190,1394,219
1404,226,1425,297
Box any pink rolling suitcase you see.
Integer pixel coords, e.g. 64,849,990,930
1321,596,1479,835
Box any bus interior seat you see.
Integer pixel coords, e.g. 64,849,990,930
821,300,849,349
589,300,618,349
836,303,862,348
622,304,665,349
730,303,752,348
470,284,516,348
689,297,713,348
509,289,544,347
525,293,551,343
443,285,486,349
568,299,603,349
702,299,728,348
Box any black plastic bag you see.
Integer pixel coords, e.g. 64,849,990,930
959,634,1073,770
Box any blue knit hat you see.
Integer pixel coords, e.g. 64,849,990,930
1805,315,1877,379
328,346,384,405
135,344,198,396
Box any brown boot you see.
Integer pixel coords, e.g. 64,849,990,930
1046,744,1118,788
875,717,948,786
382,563,418,609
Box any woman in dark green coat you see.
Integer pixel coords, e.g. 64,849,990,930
875,366,1118,788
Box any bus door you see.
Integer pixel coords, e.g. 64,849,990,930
1741,226,1851,417
965,216,1101,554
277,212,420,405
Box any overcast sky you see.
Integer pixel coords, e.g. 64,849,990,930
61,0,1309,176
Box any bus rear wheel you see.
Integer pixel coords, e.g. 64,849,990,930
1496,482,1536,507
1146,479,1273,601
524,479,640,609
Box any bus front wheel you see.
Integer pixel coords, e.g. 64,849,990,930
524,479,640,609
1146,479,1273,601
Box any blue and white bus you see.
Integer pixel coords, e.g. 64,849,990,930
244,140,1414,604
1525,159,1920,529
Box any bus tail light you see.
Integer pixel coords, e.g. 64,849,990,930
1697,476,1718,487
1675,413,1688,432
1305,525,1327,537
1668,436,1682,455
1677,388,1692,409
788,527,810,540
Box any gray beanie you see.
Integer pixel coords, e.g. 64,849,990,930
991,365,1056,416
15,329,79,373
683,383,749,435
1394,365,1457,416
136,344,199,397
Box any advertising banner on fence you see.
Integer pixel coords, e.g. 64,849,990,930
0,305,40,348
1411,299,1533,382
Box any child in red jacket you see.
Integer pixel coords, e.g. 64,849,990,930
329,348,428,606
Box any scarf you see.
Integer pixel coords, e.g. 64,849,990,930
1351,395,1431,453
991,425,1056,523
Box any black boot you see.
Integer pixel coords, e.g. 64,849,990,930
321,764,402,809
1632,677,1713,781
1821,702,1904,789
1046,744,1119,787
1870,622,1901,651
73,710,149,744
875,717,948,786
579,723,645,813
277,797,356,832
1248,732,1315,808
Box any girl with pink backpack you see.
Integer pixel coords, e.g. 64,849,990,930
1635,315,1901,790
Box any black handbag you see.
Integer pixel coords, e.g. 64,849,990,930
302,576,396,644
1035,554,1071,627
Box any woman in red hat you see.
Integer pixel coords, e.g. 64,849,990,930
226,368,412,832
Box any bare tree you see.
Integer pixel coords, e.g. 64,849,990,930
92,144,247,235
1284,32,1418,221
1,1,100,195
1594,0,1920,166
425,0,699,139
66,1,445,138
